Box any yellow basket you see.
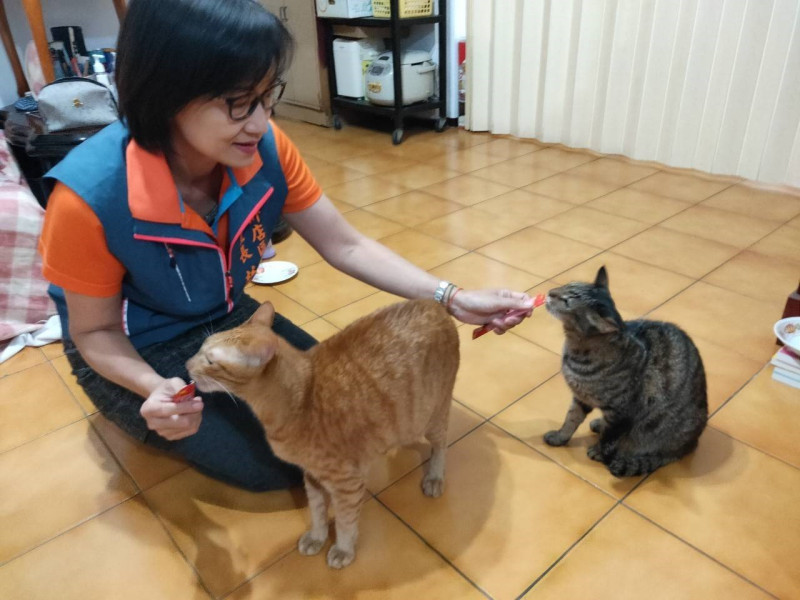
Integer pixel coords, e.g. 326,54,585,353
372,0,433,18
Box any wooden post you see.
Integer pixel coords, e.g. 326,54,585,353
21,0,55,82
0,0,30,96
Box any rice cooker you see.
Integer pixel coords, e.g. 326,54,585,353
366,50,436,106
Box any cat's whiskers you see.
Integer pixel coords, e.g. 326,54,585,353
208,376,240,408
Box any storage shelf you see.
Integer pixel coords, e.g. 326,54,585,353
332,96,443,116
321,15,441,27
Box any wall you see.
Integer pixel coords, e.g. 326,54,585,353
467,0,800,188
0,0,120,105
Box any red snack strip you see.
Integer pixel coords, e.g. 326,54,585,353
173,381,196,403
472,294,546,340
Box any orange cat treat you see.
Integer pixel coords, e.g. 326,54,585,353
172,381,196,403
472,293,546,340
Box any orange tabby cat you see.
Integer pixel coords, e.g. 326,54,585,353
186,299,459,568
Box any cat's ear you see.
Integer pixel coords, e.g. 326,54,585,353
594,266,609,289
247,337,278,369
586,311,619,334
251,301,276,328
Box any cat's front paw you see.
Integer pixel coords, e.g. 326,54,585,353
298,530,327,556
587,444,604,462
422,475,444,498
589,418,606,434
327,544,355,569
544,430,570,446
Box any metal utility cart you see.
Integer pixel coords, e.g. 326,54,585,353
319,0,447,144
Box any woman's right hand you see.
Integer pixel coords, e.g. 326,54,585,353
140,377,204,441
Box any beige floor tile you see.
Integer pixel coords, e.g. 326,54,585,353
376,164,460,189
342,209,406,240
324,176,411,208
363,191,462,227
324,291,406,330
269,232,323,267
711,367,800,468
0,420,137,563
429,253,543,293
536,207,650,249
299,153,333,172
246,284,317,324
526,505,771,600
511,281,568,355
379,423,616,600
478,227,601,279
648,282,781,363
328,197,357,213
565,158,658,186
417,207,529,250
786,213,800,229
557,253,694,316
625,427,800,599
612,226,741,278
586,188,692,224
454,326,561,418
0,362,84,454
660,205,778,248
89,413,188,491
421,129,493,151
367,401,485,494
303,141,374,163
509,147,595,172
493,376,643,499
702,250,800,305
628,171,732,203
0,346,46,378
0,497,210,600
701,184,800,222
523,173,622,204
40,342,64,360
311,164,367,188
144,469,307,598
693,337,764,413
379,230,468,270
50,354,97,415
427,147,509,174
421,173,515,206
473,190,575,227
378,139,449,162
338,152,416,175
277,262,377,315
227,499,484,600
471,161,559,188
748,224,800,264
299,318,340,342
472,137,541,159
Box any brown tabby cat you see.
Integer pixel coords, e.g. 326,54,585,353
186,299,459,569
544,266,707,477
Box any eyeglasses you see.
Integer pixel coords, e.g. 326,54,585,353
225,80,286,121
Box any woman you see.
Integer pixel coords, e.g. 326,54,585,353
39,0,534,491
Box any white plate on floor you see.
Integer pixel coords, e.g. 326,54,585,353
774,317,800,354
252,261,298,285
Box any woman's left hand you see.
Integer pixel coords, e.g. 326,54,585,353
448,288,535,334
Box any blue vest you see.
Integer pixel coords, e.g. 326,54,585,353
47,121,287,349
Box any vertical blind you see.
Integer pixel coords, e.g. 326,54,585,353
466,0,800,187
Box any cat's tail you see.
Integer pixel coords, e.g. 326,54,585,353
607,454,673,478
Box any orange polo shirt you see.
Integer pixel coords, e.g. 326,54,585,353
39,121,321,298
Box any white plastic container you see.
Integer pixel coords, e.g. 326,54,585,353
333,38,384,98
366,50,436,106
315,0,373,18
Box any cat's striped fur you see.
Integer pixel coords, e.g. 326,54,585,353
544,267,707,477
187,299,459,568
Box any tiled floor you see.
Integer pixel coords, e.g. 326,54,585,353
1,118,799,600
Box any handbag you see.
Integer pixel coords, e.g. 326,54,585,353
36,77,119,133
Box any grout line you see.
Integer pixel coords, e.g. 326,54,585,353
372,495,494,600
620,503,781,599
513,502,621,599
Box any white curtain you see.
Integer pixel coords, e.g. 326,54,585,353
466,0,800,188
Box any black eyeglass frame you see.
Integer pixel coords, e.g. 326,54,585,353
225,80,287,121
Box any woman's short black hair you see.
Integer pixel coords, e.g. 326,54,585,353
116,0,292,155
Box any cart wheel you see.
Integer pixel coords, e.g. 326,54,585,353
392,128,404,145
333,115,343,130
435,117,447,133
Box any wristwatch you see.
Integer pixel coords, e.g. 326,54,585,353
433,280,451,304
